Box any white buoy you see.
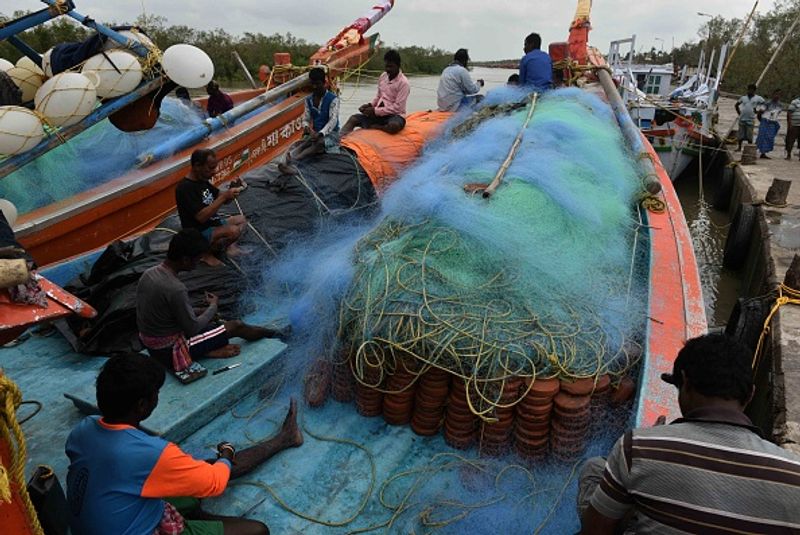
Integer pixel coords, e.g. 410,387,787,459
16,56,45,76
0,58,13,72
0,199,19,227
82,50,143,98
34,73,97,128
0,106,44,156
162,44,214,89
103,30,156,52
7,65,44,102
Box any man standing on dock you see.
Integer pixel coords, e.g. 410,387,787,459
786,94,800,160
436,48,484,112
340,49,410,135
578,333,800,534
66,353,303,535
735,83,764,152
519,32,552,91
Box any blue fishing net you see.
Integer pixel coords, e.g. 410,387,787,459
0,98,204,214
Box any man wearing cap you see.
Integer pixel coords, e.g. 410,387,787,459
578,333,800,534
436,49,484,112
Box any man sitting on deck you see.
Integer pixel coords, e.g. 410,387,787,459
137,229,287,381
206,80,234,118
519,32,552,92
278,67,340,174
176,148,247,262
578,333,800,534
66,353,303,535
436,48,484,112
340,49,410,136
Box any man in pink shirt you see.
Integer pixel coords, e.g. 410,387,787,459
341,49,410,135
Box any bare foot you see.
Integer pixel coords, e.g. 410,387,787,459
281,398,304,447
207,344,241,358
226,244,251,257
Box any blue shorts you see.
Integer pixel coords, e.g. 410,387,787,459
200,217,228,242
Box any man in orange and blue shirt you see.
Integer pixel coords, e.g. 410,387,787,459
66,353,303,535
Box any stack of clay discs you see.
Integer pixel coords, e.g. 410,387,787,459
551,378,593,461
479,378,521,455
331,351,356,402
609,376,636,406
444,378,478,449
411,367,450,436
514,377,560,459
303,359,331,408
382,367,417,425
355,362,384,417
589,374,611,432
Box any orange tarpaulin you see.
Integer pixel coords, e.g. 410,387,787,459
341,111,452,191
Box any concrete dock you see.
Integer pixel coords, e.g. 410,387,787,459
717,96,800,453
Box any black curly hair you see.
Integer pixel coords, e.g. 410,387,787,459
96,353,166,419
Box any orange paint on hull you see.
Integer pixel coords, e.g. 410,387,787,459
637,132,706,425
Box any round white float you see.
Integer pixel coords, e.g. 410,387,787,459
103,30,157,52
0,199,19,227
16,56,45,76
7,65,44,102
35,73,97,128
0,58,13,72
0,106,44,156
82,50,143,98
161,44,214,89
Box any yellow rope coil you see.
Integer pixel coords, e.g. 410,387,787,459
0,374,44,534
753,283,800,370
641,194,666,213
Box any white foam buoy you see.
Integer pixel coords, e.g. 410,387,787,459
162,44,214,89
34,73,97,128
0,106,44,156
0,199,19,227
82,50,143,98
0,58,13,72
6,65,44,102
16,56,45,76
103,30,156,52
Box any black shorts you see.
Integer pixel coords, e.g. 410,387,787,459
146,325,230,370
352,113,406,131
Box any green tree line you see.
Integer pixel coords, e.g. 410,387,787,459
0,11,452,82
636,0,800,98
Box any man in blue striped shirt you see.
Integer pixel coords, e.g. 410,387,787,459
579,333,800,534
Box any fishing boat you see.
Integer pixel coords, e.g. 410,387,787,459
1,0,706,533
608,35,727,180
0,0,394,267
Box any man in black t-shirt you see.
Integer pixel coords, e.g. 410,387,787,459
175,149,246,262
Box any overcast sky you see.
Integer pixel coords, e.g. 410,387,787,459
54,0,774,61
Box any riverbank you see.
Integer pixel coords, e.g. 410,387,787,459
717,96,800,453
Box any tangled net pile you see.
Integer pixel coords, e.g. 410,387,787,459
337,88,648,411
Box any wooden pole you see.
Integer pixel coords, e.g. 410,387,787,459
232,50,259,89
765,178,792,205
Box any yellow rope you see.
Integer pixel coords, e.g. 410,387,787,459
641,194,666,213
0,374,44,534
752,283,800,371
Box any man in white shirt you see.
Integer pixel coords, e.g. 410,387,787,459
734,83,765,151
786,95,800,160
436,48,484,112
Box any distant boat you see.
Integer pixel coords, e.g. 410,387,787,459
608,35,727,180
